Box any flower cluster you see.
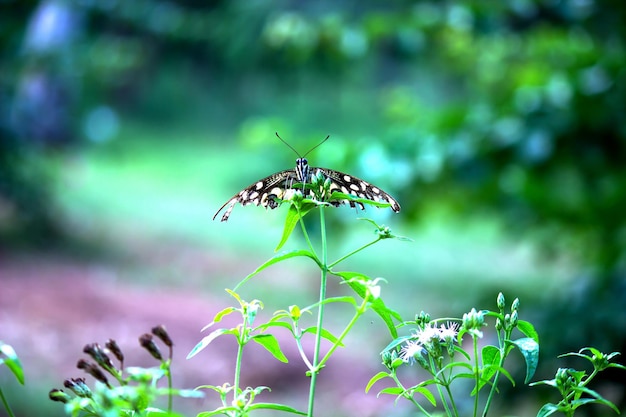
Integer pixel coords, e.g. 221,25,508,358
399,322,460,367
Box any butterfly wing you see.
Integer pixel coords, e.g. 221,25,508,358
213,169,299,222
314,167,401,212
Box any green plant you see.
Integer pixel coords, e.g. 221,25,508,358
188,172,406,416
0,341,24,417
367,293,539,417
531,347,626,417
49,325,201,416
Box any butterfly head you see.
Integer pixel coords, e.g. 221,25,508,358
295,157,309,182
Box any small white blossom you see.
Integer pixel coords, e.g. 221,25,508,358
399,340,424,365
439,322,460,344
416,324,440,346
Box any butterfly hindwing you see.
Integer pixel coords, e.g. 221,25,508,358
314,168,401,213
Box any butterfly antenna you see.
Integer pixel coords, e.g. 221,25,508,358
303,135,330,157
275,132,302,157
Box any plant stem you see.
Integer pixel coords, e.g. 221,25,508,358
317,298,367,368
233,321,247,404
328,237,380,269
390,372,432,416
307,206,328,417
0,387,16,417
473,336,480,417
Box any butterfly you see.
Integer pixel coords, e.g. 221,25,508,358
213,133,401,222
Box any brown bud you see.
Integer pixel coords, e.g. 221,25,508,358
76,359,111,388
139,333,163,361
105,339,124,364
151,325,173,348
83,343,115,371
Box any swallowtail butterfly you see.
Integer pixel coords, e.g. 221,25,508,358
213,134,401,222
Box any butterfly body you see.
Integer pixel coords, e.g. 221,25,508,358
214,156,400,222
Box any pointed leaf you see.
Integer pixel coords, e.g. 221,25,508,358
234,250,320,291
247,403,307,415
252,334,289,363
200,306,238,331
334,271,401,338
536,403,560,417
510,337,540,383
365,372,390,393
187,328,234,359
302,327,342,346
517,320,540,344
275,204,314,251
0,342,24,385
378,387,404,396
412,386,437,406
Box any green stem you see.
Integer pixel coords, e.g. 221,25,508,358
317,298,368,369
390,372,432,416
233,323,247,405
429,356,452,417
307,206,328,417
328,237,381,269
473,336,480,417
482,325,509,417
0,387,16,417
297,205,318,259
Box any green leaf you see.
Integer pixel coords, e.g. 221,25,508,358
365,371,390,393
255,321,294,334
0,342,24,385
569,386,621,413
247,403,307,415
234,249,320,291
251,334,289,363
329,192,392,209
198,407,237,417
510,337,540,383
334,271,401,338
482,345,501,367
378,387,404,396
380,335,413,355
201,306,237,331
536,403,560,417
275,203,314,251
517,320,540,344
477,345,501,391
187,328,234,359
302,327,342,346
411,386,437,406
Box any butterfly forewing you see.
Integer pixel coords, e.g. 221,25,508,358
214,158,400,222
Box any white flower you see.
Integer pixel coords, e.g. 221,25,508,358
438,322,460,344
399,340,424,365
415,324,440,346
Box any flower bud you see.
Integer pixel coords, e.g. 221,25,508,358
76,359,111,387
416,311,431,326
49,388,71,403
63,377,92,398
510,310,519,327
495,317,503,330
152,325,173,348
497,292,506,310
139,333,163,361
83,343,115,371
105,339,124,364
511,298,520,312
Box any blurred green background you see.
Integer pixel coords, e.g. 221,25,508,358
1,1,625,416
